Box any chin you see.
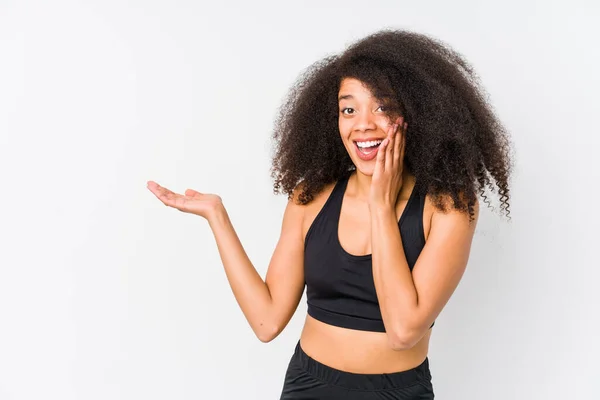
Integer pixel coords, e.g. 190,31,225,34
353,162,376,177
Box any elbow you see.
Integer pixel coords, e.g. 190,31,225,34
387,329,418,351
256,332,276,343
388,337,416,351
255,324,280,343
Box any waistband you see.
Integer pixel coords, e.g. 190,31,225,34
292,341,432,391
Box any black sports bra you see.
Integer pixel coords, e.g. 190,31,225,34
304,171,434,332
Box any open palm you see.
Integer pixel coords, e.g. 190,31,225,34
147,180,222,219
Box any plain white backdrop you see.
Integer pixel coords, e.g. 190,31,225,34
1,0,598,399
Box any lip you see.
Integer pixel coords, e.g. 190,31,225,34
354,137,385,143
353,141,381,161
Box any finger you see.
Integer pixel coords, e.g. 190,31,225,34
156,186,178,206
400,123,407,160
385,124,396,172
149,183,187,210
375,138,388,176
147,181,170,198
185,188,204,199
164,192,189,211
393,123,402,167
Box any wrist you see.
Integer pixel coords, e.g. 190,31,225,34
207,202,228,227
369,203,396,218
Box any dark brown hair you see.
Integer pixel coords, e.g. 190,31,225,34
270,29,513,222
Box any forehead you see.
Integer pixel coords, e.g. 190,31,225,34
338,78,374,99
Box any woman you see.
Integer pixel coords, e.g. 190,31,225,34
147,29,512,399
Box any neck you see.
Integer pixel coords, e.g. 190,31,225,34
350,166,413,202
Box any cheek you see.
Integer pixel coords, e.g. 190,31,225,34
377,116,393,131
338,119,351,140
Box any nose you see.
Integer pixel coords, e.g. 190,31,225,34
354,110,377,132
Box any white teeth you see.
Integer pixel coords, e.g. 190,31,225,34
356,140,383,148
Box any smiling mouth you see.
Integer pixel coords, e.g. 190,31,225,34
354,139,384,153
353,139,384,161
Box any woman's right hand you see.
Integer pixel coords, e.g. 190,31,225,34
146,180,223,220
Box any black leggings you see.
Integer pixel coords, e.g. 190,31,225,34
279,341,434,399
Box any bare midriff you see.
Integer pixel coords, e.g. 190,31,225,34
298,172,433,374
298,314,432,374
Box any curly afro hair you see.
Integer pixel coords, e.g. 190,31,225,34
270,29,513,222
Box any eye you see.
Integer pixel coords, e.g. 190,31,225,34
340,107,355,115
375,105,387,112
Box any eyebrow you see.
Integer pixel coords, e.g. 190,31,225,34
338,94,353,101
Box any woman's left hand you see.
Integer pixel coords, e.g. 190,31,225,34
368,118,407,210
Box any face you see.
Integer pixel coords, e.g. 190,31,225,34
338,78,397,176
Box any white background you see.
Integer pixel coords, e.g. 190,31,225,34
1,0,598,399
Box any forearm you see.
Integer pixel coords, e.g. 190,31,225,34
207,204,275,340
370,206,419,343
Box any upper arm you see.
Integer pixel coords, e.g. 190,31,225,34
263,186,306,338
410,197,480,332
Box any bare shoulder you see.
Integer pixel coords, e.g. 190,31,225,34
293,180,338,243
423,191,480,242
